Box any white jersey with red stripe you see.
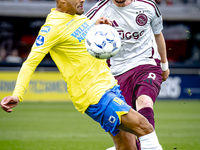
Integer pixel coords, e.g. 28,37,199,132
85,0,163,76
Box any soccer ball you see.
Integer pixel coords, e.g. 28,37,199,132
85,24,121,59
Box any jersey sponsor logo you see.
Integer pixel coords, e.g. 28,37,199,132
112,20,145,40
71,22,94,42
36,35,44,46
41,26,51,33
118,30,144,40
136,13,148,26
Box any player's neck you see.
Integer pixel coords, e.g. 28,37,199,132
56,6,76,15
112,0,132,7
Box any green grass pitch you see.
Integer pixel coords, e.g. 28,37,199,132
0,100,200,150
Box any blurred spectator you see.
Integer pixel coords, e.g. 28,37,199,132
5,49,22,63
155,0,199,5
184,32,200,65
155,0,173,5
182,0,197,4
0,48,7,62
162,24,190,62
155,0,162,4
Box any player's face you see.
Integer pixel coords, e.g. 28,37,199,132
112,0,131,7
64,0,85,15
114,0,126,3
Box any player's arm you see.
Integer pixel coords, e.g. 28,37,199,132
1,51,46,113
13,51,46,102
150,4,170,81
1,24,59,113
155,32,170,81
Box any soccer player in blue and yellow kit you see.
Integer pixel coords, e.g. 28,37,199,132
0,0,163,149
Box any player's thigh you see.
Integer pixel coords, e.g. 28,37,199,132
117,108,153,137
109,130,137,150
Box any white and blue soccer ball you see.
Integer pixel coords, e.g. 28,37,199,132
85,24,121,59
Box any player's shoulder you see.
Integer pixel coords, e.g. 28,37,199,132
96,0,110,5
94,0,111,8
85,0,111,19
135,0,161,17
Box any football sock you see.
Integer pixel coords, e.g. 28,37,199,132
139,131,163,150
106,146,115,150
138,107,155,128
136,138,141,150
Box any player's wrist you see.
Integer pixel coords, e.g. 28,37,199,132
160,61,168,71
12,95,22,102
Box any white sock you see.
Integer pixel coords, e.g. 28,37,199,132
106,146,116,150
139,131,163,150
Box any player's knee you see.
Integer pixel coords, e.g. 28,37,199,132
142,99,153,107
137,95,153,109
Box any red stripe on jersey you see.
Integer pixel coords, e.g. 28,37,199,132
85,7,96,17
86,0,109,20
137,0,160,17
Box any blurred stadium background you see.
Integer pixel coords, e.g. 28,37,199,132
0,0,200,150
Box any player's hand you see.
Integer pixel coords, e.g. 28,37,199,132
1,96,19,113
96,16,112,26
162,68,170,82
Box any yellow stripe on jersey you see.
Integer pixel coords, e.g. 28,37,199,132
13,8,117,113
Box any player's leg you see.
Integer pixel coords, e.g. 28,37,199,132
107,67,144,150
117,108,153,137
85,85,162,150
108,130,137,150
109,87,162,150
109,65,162,150
110,108,162,150
136,94,155,128
134,65,163,129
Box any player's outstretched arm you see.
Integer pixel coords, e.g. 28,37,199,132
1,96,19,113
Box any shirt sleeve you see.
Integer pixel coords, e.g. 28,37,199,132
150,7,163,35
12,51,46,102
32,24,61,54
12,23,60,102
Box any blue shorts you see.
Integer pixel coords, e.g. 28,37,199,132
85,85,131,136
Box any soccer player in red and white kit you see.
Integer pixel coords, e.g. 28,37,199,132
86,0,170,149
1,0,164,150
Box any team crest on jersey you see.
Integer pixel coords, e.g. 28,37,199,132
136,13,148,26
36,35,44,46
